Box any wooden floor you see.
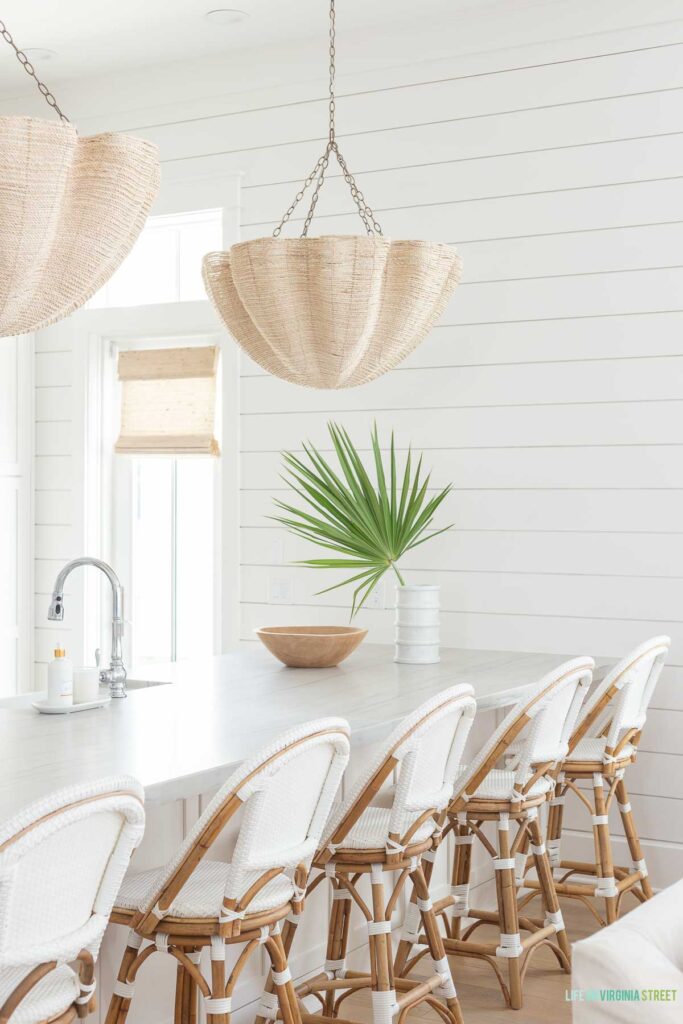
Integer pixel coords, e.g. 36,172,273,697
344,897,598,1024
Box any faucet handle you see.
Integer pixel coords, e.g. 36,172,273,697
95,647,101,669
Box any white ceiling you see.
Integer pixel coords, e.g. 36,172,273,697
0,0,556,91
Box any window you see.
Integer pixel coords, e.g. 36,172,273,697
128,456,215,664
89,208,223,308
96,205,224,666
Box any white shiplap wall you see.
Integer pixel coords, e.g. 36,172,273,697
230,24,683,884
5,0,681,878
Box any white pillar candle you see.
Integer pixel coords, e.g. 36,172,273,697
73,667,101,704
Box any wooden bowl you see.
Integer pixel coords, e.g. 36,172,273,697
255,625,368,668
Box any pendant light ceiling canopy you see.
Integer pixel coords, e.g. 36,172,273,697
203,0,462,390
0,20,160,338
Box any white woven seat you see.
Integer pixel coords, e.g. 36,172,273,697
0,776,144,1024
454,767,553,801
338,804,437,850
0,964,79,1024
117,861,294,918
565,737,635,764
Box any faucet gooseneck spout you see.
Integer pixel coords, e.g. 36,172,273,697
48,557,127,698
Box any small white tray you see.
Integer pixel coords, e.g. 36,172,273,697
33,696,111,715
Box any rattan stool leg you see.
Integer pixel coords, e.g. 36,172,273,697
104,934,140,1024
368,869,395,1024
528,814,571,969
615,777,653,900
256,917,302,1024
495,815,523,1010
410,864,464,1024
592,773,618,923
265,932,302,1024
546,781,566,871
449,817,473,940
324,884,353,1015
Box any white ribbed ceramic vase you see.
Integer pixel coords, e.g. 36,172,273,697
394,585,440,664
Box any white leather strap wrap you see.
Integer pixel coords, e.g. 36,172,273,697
431,956,456,998
496,932,523,958
368,919,392,935
595,876,619,898
113,980,135,999
257,991,280,1019
450,882,470,917
76,981,96,1005
493,857,515,871
272,968,292,986
545,909,565,931
205,997,232,1014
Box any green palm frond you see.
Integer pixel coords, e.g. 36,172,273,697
271,421,452,618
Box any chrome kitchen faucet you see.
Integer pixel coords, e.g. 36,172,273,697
48,558,127,698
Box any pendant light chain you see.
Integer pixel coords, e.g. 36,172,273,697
273,0,382,238
0,19,70,123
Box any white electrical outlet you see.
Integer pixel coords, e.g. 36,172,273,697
269,577,293,604
364,581,385,610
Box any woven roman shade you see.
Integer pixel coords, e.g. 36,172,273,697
116,346,220,456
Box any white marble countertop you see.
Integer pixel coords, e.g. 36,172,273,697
0,644,610,821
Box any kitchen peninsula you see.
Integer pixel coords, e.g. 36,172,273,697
0,644,610,820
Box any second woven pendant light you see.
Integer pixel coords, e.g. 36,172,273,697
203,0,462,390
0,19,159,338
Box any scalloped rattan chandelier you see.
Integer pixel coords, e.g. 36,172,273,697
203,0,462,389
0,19,160,337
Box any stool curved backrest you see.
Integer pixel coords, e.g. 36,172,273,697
452,657,594,807
321,685,476,859
134,718,350,934
569,635,670,760
0,775,145,1019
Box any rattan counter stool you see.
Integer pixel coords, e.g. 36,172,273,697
256,685,476,1024
105,719,350,1024
519,636,670,929
395,657,594,1011
0,776,145,1024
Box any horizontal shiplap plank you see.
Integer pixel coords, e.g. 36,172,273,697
650,666,683,711
150,44,683,161
239,602,683,664
35,421,72,458
242,352,683,414
240,564,683,624
241,400,683,450
35,352,72,388
242,446,683,490
243,133,683,226
241,487,683,534
240,526,683,578
35,387,72,421
162,84,683,182
34,491,72,527
34,457,73,491
240,311,683,376
637,708,683,755
35,526,76,562
242,178,683,249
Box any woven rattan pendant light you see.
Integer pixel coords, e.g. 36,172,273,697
0,20,160,337
203,0,462,389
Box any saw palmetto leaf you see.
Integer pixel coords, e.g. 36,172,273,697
271,421,452,617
